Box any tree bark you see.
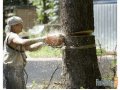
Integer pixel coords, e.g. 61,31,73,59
60,0,103,89
60,0,94,34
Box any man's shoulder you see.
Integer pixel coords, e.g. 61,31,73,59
7,32,20,43
9,32,19,38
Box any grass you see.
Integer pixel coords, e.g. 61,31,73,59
26,46,62,58
26,46,107,58
26,33,63,58
96,48,106,56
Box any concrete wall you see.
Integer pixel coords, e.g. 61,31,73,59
15,6,37,31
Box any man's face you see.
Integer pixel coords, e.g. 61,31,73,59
12,23,23,33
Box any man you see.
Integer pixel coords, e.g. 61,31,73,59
3,16,46,89
3,16,64,89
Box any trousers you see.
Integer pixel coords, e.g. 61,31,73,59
3,64,26,89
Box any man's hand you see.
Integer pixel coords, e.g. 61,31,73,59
44,34,64,46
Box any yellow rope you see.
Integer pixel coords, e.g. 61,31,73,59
67,30,93,35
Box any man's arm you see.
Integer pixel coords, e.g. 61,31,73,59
12,36,45,46
25,42,45,51
8,33,45,51
10,34,45,46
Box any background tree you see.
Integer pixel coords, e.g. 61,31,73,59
60,0,104,89
30,0,59,24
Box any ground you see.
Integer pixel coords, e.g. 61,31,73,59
25,55,116,89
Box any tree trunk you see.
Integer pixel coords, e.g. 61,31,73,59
60,0,103,89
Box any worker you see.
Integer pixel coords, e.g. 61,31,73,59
3,16,46,89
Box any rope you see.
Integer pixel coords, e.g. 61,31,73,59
68,30,93,35
20,45,28,87
23,68,28,86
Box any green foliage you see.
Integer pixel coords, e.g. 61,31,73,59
30,0,59,24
